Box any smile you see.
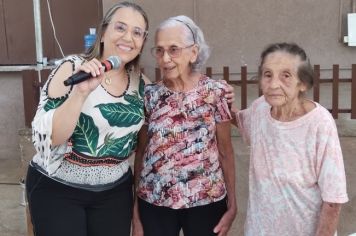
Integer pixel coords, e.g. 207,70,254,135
117,44,133,51
164,66,176,72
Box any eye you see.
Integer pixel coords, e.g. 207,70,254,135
263,71,272,78
114,23,126,33
169,46,180,55
282,72,291,80
155,47,164,54
133,28,144,38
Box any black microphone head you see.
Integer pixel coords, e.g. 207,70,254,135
107,56,121,69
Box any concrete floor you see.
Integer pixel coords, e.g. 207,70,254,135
0,136,355,236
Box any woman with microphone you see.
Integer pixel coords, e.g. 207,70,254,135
26,2,150,236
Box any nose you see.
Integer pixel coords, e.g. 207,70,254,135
162,50,172,62
269,76,281,89
121,29,133,42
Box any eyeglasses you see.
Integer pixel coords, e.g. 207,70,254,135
151,45,195,58
111,21,148,40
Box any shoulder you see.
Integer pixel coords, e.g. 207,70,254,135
54,55,85,72
311,102,336,126
204,76,228,88
46,55,85,98
144,81,162,93
250,95,270,111
140,73,152,85
202,76,229,96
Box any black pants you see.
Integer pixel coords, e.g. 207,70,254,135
26,165,133,236
138,197,227,236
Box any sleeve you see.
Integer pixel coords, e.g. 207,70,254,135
31,55,83,175
235,96,265,145
213,80,232,123
315,112,348,204
236,108,252,145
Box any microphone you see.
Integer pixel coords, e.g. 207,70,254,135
63,56,121,86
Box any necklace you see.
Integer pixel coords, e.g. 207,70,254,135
101,70,130,98
105,73,111,85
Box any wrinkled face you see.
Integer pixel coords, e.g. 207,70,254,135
260,51,307,108
155,25,198,80
101,7,146,65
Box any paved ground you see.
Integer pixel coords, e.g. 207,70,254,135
0,136,355,236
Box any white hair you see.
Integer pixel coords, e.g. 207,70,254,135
156,15,210,72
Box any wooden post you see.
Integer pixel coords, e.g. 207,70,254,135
206,67,212,78
313,65,320,103
351,64,356,119
332,65,339,119
223,66,229,83
22,69,50,128
241,66,247,109
155,68,161,82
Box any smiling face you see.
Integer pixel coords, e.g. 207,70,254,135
155,25,198,81
101,7,147,66
260,51,307,109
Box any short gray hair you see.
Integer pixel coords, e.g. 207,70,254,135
156,15,210,72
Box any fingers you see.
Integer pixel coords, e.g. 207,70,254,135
213,209,236,236
214,223,227,236
79,58,104,78
230,105,239,113
224,84,235,105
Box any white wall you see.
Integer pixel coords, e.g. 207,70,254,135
103,0,356,80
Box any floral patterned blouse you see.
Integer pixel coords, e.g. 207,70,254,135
31,55,145,191
137,76,231,209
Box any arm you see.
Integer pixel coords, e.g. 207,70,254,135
230,106,239,128
213,121,237,236
50,58,104,145
315,202,342,236
314,111,348,236
224,83,235,105
132,125,148,236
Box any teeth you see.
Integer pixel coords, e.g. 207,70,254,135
118,45,132,51
165,66,175,71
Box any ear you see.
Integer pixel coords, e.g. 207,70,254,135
190,44,199,64
299,82,307,93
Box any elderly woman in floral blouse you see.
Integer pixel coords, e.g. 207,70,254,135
133,15,237,236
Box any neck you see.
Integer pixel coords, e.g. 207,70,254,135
270,98,308,121
103,68,127,86
164,72,201,92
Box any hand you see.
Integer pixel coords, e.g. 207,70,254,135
132,217,144,236
224,84,235,105
213,207,237,236
132,199,144,236
73,58,105,95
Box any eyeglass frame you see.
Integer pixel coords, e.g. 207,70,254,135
150,44,196,58
108,21,148,40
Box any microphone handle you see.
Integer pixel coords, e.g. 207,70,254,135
63,61,113,86
63,71,91,86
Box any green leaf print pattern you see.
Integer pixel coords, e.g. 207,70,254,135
139,77,144,97
44,97,66,111
95,92,144,127
124,91,143,107
97,131,138,157
71,89,143,157
72,113,99,155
